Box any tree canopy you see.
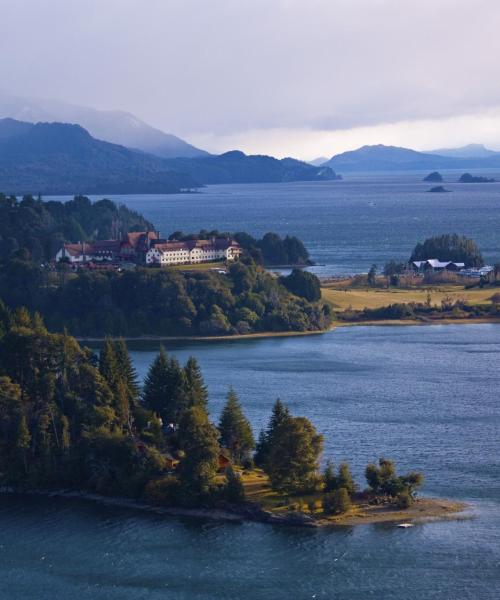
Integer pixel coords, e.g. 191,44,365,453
410,234,484,267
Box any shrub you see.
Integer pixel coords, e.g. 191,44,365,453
323,487,351,515
223,466,246,504
396,491,413,509
145,475,181,506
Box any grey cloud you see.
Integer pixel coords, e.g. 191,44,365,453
1,0,499,139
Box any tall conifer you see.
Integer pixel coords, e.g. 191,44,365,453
218,388,255,463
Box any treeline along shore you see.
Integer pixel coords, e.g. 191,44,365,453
0,306,466,526
0,193,331,338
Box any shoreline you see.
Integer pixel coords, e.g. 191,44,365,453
0,487,469,529
75,317,500,343
334,317,500,328
76,329,328,343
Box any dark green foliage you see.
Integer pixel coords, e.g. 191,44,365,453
114,339,140,406
323,487,351,515
365,458,424,499
0,261,330,337
0,194,329,338
410,234,484,267
337,463,357,495
218,388,255,463
183,357,208,410
264,411,324,494
0,310,168,494
234,231,311,266
323,460,337,492
281,269,321,301
0,193,152,263
177,406,221,502
142,348,187,425
254,399,290,468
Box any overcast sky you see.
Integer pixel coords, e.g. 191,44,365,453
1,0,500,158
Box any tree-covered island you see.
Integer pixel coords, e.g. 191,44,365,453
0,307,464,526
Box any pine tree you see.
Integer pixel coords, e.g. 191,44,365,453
265,415,323,493
177,406,220,501
142,346,170,423
323,459,337,492
218,388,255,464
184,356,208,409
254,398,290,467
142,348,189,424
114,339,139,406
166,356,189,423
337,462,356,495
99,338,120,396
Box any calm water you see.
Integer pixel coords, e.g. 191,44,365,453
2,324,500,599
50,170,500,275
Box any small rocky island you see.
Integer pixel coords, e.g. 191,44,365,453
423,171,443,182
428,185,450,193
459,173,496,183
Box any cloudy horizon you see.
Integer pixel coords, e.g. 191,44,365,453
2,0,500,159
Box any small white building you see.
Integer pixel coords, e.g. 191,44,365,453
146,238,241,266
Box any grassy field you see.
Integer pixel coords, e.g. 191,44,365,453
321,284,496,311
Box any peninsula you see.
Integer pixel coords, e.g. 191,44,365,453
0,309,464,527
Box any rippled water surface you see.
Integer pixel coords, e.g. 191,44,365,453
1,325,499,599
63,171,500,275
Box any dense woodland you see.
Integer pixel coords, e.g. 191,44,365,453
169,229,312,266
0,308,423,514
0,194,329,337
0,260,330,337
0,193,152,262
410,234,484,267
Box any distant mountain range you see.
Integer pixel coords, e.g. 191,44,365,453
427,144,497,159
0,92,208,159
322,144,500,171
0,119,339,195
0,118,197,194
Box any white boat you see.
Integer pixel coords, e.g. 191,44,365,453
397,523,414,528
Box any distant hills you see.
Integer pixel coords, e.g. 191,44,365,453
322,144,500,171
0,93,208,159
0,119,339,195
0,118,198,194
427,144,497,159
163,150,340,184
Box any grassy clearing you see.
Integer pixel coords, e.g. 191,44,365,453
321,285,495,311
238,469,466,525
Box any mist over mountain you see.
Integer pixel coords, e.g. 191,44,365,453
0,93,208,159
324,144,500,171
0,118,197,194
0,118,340,194
309,157,329,166
427,144,497,159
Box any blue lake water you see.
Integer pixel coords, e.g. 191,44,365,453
50,170,500,275
2,324,499,599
